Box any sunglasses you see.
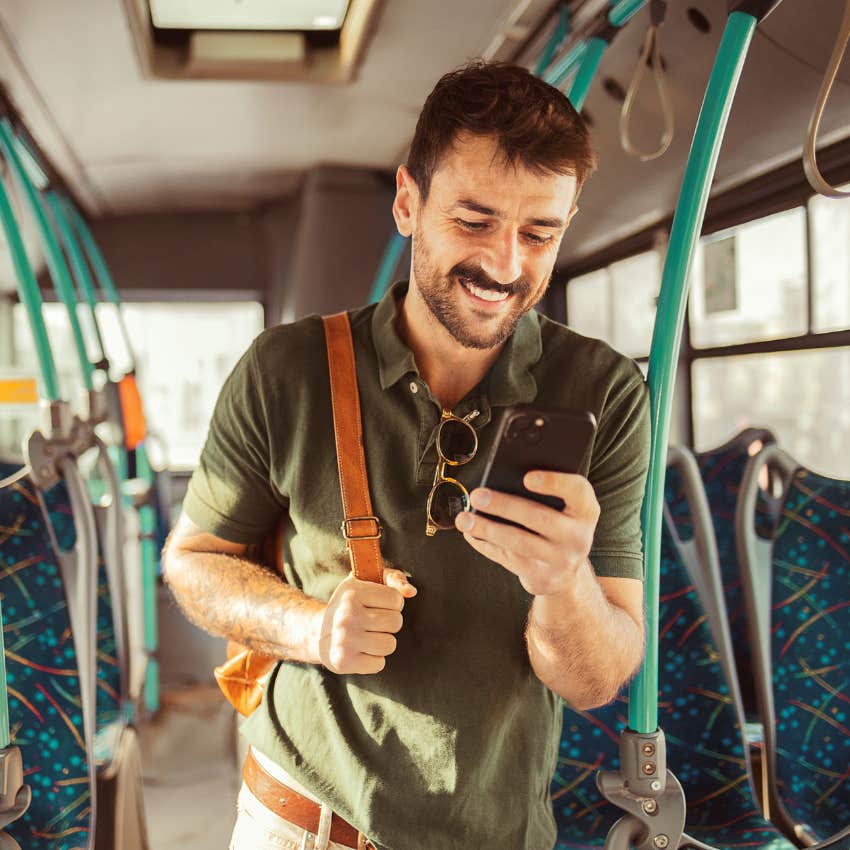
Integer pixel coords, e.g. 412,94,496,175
425,408,479,536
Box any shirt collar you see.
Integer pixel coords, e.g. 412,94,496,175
371,279,542,407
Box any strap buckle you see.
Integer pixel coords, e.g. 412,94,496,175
340,515,383,541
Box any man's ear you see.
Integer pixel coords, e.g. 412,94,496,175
393,165,419,238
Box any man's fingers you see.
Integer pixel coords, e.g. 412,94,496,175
347,577,405,611
523,471,600,521
383,567,418,598
467,488,568,538
363,607,403,634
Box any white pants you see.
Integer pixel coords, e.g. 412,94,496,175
228,783,356,850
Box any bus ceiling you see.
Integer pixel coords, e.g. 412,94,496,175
0,0,847,288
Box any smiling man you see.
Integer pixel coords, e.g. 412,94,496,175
163,62,649,850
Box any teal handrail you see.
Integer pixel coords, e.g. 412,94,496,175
61,196,138,373
628,10,758,734
567,37,607,110
46,190,108,367
534,6,569,77
0,121,94,393
609,0,647,28
0,162,60,401
543,40,588,88
368,231,408,304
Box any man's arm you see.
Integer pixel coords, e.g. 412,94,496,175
526,571,643,709
163,512,417,674
455,472,645,710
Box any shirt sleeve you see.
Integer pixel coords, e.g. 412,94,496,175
587,370,651,580
182,337,289,544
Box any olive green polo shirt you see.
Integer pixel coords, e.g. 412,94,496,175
184,280,650,850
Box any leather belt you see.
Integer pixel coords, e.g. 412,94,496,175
242,749,374,849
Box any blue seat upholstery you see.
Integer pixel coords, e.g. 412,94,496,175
764,468,850,838
42,482,123,764
695,429,777,717
551,459,794,850
0,464,93,850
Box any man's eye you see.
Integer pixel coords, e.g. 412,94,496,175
524,232,553,245
456,219,488,231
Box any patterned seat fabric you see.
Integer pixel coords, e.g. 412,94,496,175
769,469,850,839
551,469,794,850
0,464,92,850
696,435,778,717
42,482,123,758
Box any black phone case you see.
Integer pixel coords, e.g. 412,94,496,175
471,405,597,528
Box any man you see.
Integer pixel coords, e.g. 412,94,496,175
163,61,649,850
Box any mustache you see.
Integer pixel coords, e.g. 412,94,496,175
451,264,531,297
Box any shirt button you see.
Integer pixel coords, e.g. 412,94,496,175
409,381,418,394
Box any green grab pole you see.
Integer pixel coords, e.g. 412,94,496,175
534,6,569,77
46,191,108,366
139,503,159,713
566,37,607,111
0,159,61,401
62,197,121,305
369,231,408,304
609,0,647,28
628,11,758,734
0,123,94,392
543,40,588,88
62,197,139,373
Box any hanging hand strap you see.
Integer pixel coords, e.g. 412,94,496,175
323,313,384,584
620,0,674,162
803,0,850,199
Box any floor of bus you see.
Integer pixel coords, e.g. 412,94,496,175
139,585,239,850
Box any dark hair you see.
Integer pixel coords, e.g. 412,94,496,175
407,61,598,202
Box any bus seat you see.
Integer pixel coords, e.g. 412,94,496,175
0,461,94,850
551,447,795,849
737,447,850,844
695,427,778,719
42,478,125,773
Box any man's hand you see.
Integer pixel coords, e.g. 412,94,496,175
317,568,417,675
453,470,599,596
454,471,644,707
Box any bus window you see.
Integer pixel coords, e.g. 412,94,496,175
566,267,610,341
690,208,808,348
810,185,850,333
97,301,265,469
693,348,850,478
609,249,661,359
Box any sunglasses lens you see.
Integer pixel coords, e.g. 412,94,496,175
429,480,469,528
438,419,477,464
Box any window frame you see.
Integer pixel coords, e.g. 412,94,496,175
548,139,850,454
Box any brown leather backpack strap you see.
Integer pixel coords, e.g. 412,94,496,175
323,313,383,584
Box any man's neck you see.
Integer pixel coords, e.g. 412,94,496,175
396,284,504,411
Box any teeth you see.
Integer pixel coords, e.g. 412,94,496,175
461,279,509,302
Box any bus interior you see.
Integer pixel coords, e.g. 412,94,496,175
0,0,848,848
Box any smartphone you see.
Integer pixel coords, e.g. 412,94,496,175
471,405,597,528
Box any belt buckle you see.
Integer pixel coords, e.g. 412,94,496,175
340,515,382,541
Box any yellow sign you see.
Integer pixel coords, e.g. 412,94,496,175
0,378,38,405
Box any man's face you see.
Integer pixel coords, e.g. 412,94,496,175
408,133,579,350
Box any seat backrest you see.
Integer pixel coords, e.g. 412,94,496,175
738,448,850,842
695,427,777,716
552,448,789,849
0,463,94,850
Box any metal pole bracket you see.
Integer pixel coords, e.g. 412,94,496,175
0,747,30,832
597,729,686,850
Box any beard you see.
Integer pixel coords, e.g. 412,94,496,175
411,224,548,350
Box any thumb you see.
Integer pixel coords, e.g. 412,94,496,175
383,567,417,598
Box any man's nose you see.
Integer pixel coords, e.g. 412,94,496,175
480,230,523,286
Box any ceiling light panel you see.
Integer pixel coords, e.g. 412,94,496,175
149,0,351,31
